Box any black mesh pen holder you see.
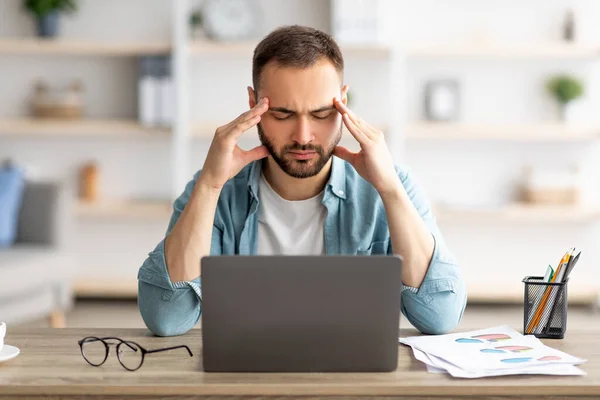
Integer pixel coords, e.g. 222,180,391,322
523,276,568,339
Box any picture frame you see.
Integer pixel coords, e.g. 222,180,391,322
424,80,460,122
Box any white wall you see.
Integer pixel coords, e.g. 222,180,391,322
1,0,598,299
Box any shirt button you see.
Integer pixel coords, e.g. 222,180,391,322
338,190,344,196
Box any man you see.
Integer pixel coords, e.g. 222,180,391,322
138,25,466,337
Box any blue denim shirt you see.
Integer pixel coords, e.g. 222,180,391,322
138,156,466,337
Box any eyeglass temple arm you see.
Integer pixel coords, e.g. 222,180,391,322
146,345,193,357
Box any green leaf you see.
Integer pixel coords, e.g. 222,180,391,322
23,0,77,18
546,75,584,104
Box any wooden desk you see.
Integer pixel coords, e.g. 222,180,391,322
0,328,598,399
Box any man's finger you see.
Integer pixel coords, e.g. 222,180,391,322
244,97,270,120
342,112,369,145
333,146,357,165
333,97,359,121
223,98,269,133
334,98,377,139
242,145,269,164
230,115,262,139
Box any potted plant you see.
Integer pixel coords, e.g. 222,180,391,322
546,74,584,123
23,0,77,38
189,9,205,40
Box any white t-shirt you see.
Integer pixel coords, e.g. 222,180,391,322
257,173,326,255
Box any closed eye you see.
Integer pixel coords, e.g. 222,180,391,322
312,111,334,120
271,112,292,121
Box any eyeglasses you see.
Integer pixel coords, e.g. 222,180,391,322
78,336,193,371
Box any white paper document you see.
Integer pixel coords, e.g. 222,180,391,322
400,325,586,378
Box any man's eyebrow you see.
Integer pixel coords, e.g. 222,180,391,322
269,106,335,114
269,107,295,114
310,106,336,113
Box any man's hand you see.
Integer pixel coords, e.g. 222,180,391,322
332,98,400,197
198,98,271,191
333,98,436,290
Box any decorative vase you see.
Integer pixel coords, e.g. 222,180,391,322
79,162,98,202
191,25,206,40
37,11,60,37
560,100,586,124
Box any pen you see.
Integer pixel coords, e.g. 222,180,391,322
526,248,571,334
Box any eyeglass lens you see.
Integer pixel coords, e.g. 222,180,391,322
81,337,144,371
117,340,143,371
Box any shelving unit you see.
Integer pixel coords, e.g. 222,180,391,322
435,203,600,223
76,199,172,220
0,38,170,56
1,0,599,304
401,5,600,305
74,282,600,302
466,282,599,304
407,122,600,142
190,122,389,139
74,278,139,298
189,40,391,58
190,123,219,138
188,40,257,55
408,41,600,59
0,119,170,137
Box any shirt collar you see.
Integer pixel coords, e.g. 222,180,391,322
327,156,347,199
247,156,347,200
247,159,262,199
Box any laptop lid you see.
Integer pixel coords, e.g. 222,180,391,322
201,255,402,372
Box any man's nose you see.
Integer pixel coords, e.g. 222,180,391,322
292,116,314,146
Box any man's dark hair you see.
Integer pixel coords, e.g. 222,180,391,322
252,25,344,96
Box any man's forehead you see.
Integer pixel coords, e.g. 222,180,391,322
257,60,342,112
260,60,341,88
262,58,341,77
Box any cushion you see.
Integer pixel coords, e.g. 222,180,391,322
0,166,25,248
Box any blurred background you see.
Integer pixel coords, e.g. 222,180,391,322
0,0,599,330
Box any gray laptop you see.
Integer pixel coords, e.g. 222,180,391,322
201,255,402,372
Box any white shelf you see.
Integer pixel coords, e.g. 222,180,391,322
341,43,392,57
189,40,257,55
466,282,599,304
191,122,389,139
74,278,138,298
2,39,592,59
73,276,599,303
192,123,220,138
408,41,600,59
189,40,391,57
0,38,171,56
407,122,600,142
0,119,170,137
76,199,173,220
435,203,600,223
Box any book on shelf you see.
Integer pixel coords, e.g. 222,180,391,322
138,56,174,128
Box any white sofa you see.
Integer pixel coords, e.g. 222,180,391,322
0,181,74,327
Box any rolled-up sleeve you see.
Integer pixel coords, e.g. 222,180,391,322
395,167,467,335
137,171,223,337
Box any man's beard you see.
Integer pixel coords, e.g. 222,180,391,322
257,123,342,179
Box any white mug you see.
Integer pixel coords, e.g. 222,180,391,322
0,322,5,352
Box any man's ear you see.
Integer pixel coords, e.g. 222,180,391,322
341,84,349,106
247,86,257,109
